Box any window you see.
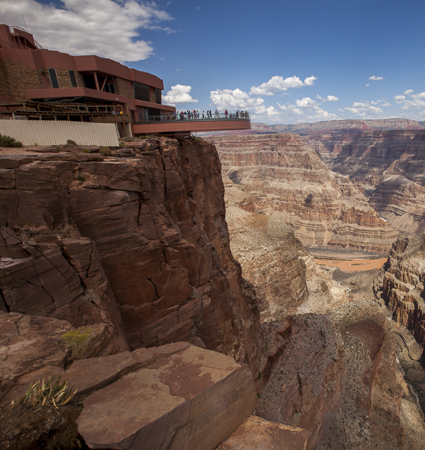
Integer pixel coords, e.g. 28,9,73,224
69,70,77,87
104,83,116,94
134,82,150,101
48,69,59,89
155,88,161,104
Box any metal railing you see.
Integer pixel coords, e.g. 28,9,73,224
137,113,250,123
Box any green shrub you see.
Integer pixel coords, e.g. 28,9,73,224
0,134,22,147
66,139,78,147
15,376,77,409
77,175,85,182
99,146,112,156
60,327,92,360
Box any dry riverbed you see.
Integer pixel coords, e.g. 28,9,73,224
315,258,387,272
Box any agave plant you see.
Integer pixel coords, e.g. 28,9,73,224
16,376,78,409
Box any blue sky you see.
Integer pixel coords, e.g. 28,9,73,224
3,0,425,124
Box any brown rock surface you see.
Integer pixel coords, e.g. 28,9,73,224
225,184,349,322
208,134,398,254
320,130,425,233
217,415,310,450
0,138,262,373
0,311,119,405
376,234,425,349
256,314,344,447
0,311,70,402
76,343,257,450
317,301,425,450
225,189,307,321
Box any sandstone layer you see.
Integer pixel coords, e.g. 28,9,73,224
217,415,311,450
76,343,257,450
320,130,425,234
209,134,398,254
224,183,349,322
375,234,425,350
0,138,261,372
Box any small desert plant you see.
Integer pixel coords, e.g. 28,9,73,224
77,175,85,181
99,146,112,156
66,139,78,146
0,134,22,147
60,327,92,360
15,376,78,409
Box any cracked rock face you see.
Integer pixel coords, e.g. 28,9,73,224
0,138,261,373
209,133,398,254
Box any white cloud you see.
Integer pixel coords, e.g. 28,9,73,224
369,76,384,81
342,99,390,118
2,0,173,62
210,88,265,113
394,90,425,110
296,97,317,108
163,85,198,106
304,76,317,86
316,95,338,103
273,99,338,122
249,75,316,96
209,87,337,124
365,83,370,87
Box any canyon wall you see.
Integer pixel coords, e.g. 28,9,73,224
376,234,425,349
208,133,398,254
0,138,261,372
2,136,425,448
313,130,425,234
204,123,425,235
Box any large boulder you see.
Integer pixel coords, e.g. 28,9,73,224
76,343,257,450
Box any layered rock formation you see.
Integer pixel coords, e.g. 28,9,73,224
2,136,425,449
209,134,398,254
0,138,261,371
376,234,425,349
224,182,349,322
316,130,425,233
205,123,425,235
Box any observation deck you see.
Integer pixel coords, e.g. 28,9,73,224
132,113,251,136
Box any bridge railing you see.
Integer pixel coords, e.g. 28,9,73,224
136,113,250,123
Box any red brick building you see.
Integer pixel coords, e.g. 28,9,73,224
0,25,250,136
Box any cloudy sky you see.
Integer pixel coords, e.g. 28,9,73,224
2,0,425,124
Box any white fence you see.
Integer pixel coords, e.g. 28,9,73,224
0,120,120,146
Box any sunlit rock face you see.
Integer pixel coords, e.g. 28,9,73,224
209,133,398,254
378,234,425,349
313,129,425,233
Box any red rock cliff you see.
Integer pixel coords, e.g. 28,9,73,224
0,138,261,371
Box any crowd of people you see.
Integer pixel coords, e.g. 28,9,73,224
171,109,249,120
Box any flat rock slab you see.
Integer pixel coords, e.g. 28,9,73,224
217,415,311,450
65,342,191,396
77,344,257,450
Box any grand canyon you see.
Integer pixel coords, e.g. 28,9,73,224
2,119,425,449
